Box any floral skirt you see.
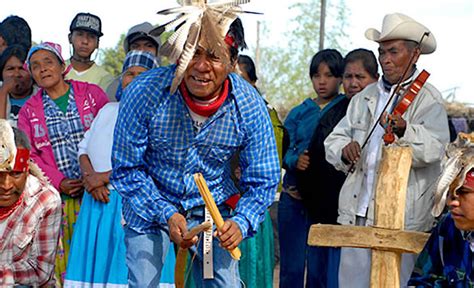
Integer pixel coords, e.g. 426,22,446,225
55,196,81,287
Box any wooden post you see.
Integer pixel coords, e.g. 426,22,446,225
373,146,412,230
255,21,260,74
370,146,412,287
308,146,429,288
319,0,326,50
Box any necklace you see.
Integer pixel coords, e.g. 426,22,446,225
0,193,24,220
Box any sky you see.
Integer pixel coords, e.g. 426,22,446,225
1,0,472,104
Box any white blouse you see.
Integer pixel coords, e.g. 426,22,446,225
77,103,119,172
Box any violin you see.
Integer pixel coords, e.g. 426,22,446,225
383,70,430,145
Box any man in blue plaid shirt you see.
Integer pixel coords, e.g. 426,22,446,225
110,5,280,287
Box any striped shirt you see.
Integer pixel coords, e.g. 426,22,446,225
0,175,62,286
111,65,280,238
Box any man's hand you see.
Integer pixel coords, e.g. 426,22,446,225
0,77,18,94
381,112,407,138
90,186,110,203
168,213,197,249
60,178,84,198
216,219,243,250
342,141,361,165
296,150,310,171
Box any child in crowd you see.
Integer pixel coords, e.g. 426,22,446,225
279,49,345,287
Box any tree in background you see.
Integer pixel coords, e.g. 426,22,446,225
258,0,349,119
100,34,126,77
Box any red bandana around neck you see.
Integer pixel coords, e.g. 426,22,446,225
0,192,24,221
179,79,230,117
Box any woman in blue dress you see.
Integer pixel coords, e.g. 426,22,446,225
64,51,176,287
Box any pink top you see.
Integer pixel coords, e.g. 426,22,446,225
18,80,109,190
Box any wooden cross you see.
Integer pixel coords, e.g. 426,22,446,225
308,146,430,288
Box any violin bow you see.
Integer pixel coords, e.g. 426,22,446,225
347,32,430,174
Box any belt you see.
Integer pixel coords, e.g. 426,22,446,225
185,203,232,218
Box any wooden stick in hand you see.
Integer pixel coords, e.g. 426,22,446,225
193,173,242,260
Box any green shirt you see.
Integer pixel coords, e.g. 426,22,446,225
52,87,71,114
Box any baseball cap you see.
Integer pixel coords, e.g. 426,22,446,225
70,12,103,37
123,22,160,53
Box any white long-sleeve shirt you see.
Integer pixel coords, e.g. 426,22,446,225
77,103,119,172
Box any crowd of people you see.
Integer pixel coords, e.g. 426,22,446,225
0,2,472,288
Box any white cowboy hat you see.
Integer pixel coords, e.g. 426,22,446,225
365,13,436,54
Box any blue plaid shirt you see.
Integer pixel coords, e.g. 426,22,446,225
43,88,84,180
111,65,280,238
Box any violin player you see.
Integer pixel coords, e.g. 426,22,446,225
324,12,450,287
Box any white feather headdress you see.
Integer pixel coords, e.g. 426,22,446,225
151,0,255,94
432,132,474,217
0,120,17,171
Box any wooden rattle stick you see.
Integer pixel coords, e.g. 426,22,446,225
193,173,242,260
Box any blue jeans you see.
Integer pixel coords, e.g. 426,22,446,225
278,192,340,287
124,205,240,287
187,205,241,288
124,226,170,287
307,246,340,288
278,192,311,287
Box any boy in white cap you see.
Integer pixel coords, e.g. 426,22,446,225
325,12,450,287
105,21,161,101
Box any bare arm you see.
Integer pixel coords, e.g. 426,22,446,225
79,154,111,203
79,154,110,189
